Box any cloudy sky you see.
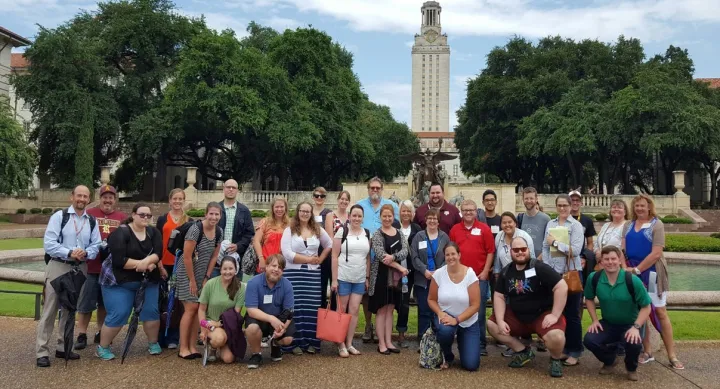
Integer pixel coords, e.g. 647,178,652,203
5,0,720,129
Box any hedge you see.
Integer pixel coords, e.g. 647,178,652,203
30,208,42,214
594,213,608,222
547,212,558,219
250,210,267,218
661,216,693,224
16,209,27,214
665,234,720,252
42,208,53,215
187,209,206,217
711,233,720,239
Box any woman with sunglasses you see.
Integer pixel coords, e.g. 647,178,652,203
312,187,334,310
542,194,585,367
97,203,163,361
175,202,224,359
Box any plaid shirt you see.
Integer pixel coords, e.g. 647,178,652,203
223,203,237,242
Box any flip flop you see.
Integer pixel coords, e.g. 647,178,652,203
563,357,580,366
639,352,655,364
669,358,685,370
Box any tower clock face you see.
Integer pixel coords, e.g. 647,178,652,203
424,30,438,43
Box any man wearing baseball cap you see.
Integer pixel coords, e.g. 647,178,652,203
75,185,127,350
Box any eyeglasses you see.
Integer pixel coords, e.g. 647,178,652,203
369,186,382,191
483,198,497,203
137,213,153,219
224,186,238,190
313,194,327,199
556,204,570,208
461,209,476,213
298,210,312,215
512,247,528,254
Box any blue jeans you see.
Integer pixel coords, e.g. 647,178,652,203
583,320,643,372
478,280,488,352
414,281,434,338
434,316,481,371
563,291,584,358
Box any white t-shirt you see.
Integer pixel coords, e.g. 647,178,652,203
335,227,370,283
432,266,479,327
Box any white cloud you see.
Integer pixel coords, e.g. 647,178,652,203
262,16,304,31
181,11,250,37
363,81,412,124
234,0,720,42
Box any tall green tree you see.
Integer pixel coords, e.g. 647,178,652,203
0,102,37,194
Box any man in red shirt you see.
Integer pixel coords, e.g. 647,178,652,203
449,199,495,356
75,185,126,350
413,182,461,234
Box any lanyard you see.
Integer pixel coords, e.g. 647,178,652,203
72,214,87,247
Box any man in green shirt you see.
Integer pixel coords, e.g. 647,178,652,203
583,245,651,382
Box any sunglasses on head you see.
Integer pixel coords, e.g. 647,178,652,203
512,247,528,254
136,213,153,219
313,194,327,199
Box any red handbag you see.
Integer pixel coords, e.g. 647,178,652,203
316,294,351,343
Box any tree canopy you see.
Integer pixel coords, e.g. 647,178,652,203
0,103,36,195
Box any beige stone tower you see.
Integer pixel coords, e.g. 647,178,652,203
411,1,450,133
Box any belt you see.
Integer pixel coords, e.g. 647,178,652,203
50,257,77,265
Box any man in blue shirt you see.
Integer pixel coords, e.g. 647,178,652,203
245,254,295,369
36,185,102,368
356,177,400,235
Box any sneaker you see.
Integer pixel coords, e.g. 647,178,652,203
93,332,101,345
536,339,548,352
95,345,116,361
508,348,535,368
549,358,564,378
362,325,373,343
306,346,317,354
75,333,88,350
148,342,162,355
292,347,303,356
271,341,283,362
247,353,263,369
502,347,515,358
261,336,269,348
167,343,178,350
480,349,488,357
627,371,639,381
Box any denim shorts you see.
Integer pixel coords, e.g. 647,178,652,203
102,282,160,327
338,280,365,296
78,273,103,314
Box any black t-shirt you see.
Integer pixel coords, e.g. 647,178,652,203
485,214,502,237
573,213,597,243
495,262,562,322
108,225,163,284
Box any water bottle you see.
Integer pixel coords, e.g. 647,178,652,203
401,276,408,293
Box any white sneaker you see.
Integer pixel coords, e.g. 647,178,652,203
168,343,178,349
261,336,269,348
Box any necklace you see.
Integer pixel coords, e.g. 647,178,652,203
170,211,182,223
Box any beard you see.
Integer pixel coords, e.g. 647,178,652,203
370,193,380,201
512,255,531,266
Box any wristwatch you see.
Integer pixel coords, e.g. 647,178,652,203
632,267,642,275
633,323,642,330
552,240,558,248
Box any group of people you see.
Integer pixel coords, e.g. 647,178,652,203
34,178,684,380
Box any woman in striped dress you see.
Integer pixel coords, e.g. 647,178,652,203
281,201,332,355
176,202,223,359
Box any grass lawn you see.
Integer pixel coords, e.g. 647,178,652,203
0,281,43,318
0,238,44,251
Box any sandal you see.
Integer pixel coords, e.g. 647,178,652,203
639,352,655,364
338,346,349,358
563,357,580,366
669,358,685,370
347,346,361,355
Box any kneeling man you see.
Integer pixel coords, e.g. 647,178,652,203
488,236,568,378
583,245,651,381
245,254,295,369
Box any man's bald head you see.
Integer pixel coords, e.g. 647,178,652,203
70,185,91,212
223,179,239,201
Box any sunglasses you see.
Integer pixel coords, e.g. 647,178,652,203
369,186,382,191
512,247,528,254
137,213,153,219
313,194,327,199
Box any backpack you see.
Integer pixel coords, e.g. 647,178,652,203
591,270,638,308
44,209,97,264
166,220,222,256
419,327,443,369
339,226,371,262
517,213,524,229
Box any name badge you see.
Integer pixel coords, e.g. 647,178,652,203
640,223,652,229
307,236,319,247
443,210,449,216
390,240,399,248
491,225,500,234
263,294,273,304
471,228,481,236
418,241,428,250
314,215,323,223
525,268,536,278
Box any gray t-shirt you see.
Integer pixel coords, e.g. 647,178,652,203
519,211,551,258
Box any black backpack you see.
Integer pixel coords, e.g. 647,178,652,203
167,220,222,256
44,209,97,264
591,270,638,308
517,213,524,229
339,226,370,262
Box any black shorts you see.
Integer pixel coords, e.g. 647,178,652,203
245,315,296,340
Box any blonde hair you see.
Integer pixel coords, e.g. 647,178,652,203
313,186,327,195
400,199,415,215
168,188,189,225
337,191,351,201
265,197,290,230
630,194,657,220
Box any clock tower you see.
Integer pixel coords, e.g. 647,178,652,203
411,1,450,134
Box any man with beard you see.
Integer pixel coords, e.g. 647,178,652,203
75,185,126,350
36,185,102,367
488,237,568,378
517,187,550,261
217,179,254,278
413,182,461,234
245,254,295,369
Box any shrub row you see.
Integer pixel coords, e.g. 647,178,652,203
665,235,720,252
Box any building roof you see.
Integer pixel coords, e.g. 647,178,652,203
415,131,455,139
0,26,31,46
696,78,720,89
10,53,28,69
